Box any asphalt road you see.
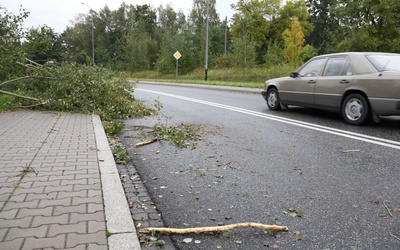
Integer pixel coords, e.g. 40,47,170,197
120,82,400,250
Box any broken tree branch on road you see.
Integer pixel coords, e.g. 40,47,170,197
135,137,158,147
139,222,288,234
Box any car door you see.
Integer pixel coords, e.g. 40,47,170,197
283,57,327,106
314,56,355,108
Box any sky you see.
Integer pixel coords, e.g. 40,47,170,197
1,0,237,34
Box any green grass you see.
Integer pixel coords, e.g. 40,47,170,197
0,94,14,112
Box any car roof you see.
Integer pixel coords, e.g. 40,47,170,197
313,52,400,58
309,52,400,74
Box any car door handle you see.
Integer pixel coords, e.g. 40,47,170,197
340,80,350,84
308,80,316,84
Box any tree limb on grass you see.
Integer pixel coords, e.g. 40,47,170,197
0,89,43,102
139,222,288,234
0,75,56,87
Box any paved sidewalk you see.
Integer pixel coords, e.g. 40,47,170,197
0,110,140,249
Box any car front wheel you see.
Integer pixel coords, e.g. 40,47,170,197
266,88,281,110
342,93,369,125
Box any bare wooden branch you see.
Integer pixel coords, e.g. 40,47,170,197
16,61,39,69
383,200,393,217
139,222,288,235
14,100,49,108
25,58,42,67
135,138,158,147
0,75,56,87
0,89,41,101
390,233,400,242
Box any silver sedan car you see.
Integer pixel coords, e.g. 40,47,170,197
261,52,400,125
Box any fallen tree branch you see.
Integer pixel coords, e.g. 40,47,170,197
139,222,288,234
135,138,158,147
0,89,42,102
390,233,400,242
0,75,56,87
383,200,393,217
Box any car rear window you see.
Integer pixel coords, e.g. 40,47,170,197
366,54,400,72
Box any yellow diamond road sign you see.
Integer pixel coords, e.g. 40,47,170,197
173,51,182,60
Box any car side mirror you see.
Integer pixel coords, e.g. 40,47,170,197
290,72,299,78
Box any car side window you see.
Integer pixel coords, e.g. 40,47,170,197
298,58,327,77
323,57,354,76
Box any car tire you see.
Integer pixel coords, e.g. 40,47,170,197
342,93,369,125
266,88,281,110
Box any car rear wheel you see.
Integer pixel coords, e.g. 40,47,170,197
342,93,369,125
266,88,281,110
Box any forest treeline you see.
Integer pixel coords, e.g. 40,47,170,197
2,0,400,76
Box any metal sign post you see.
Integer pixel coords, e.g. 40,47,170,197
173,51,182,80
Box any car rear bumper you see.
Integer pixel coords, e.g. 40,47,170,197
369,98,400,116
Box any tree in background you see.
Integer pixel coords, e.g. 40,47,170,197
9,0,400,78
231,34,256,69
187,0,222,69
0,5,29,81
22,25,64,64
231,0,313,66
334,0,400,52
306,0,341,54
231,0,281,64
156,4,196,74
282,19,315,66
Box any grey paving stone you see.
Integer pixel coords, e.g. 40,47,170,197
5,225,48,241
53,204,87,216
88,243,108,250
13,186,45,195
88,203,104,213
73,183,101,192
44,184,73,193
71,196,103,206
38,197,71,208
3,200,39,210
17,207,53,219
31,214,69,227
0,208,18,220
88,220,106,233
66,231,107,248
69,211,105,224
0,228,8,241
0,217,32,228
30,180,61,188
1,193,26,203
57,190,87,199
61,179,87,186
0,238,24,250
48,174,75,181
48,222,87,237
22,234,65,250
25,192,58,202
88,190,102,197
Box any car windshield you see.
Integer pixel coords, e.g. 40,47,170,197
366,55,400,72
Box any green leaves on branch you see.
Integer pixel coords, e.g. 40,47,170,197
149,124,201,148
4,63,155,120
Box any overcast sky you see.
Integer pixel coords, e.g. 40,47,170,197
1,0,237,34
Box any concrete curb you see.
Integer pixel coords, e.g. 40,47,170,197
92,115,141,250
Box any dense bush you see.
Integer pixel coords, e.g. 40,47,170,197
9,63,155,120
